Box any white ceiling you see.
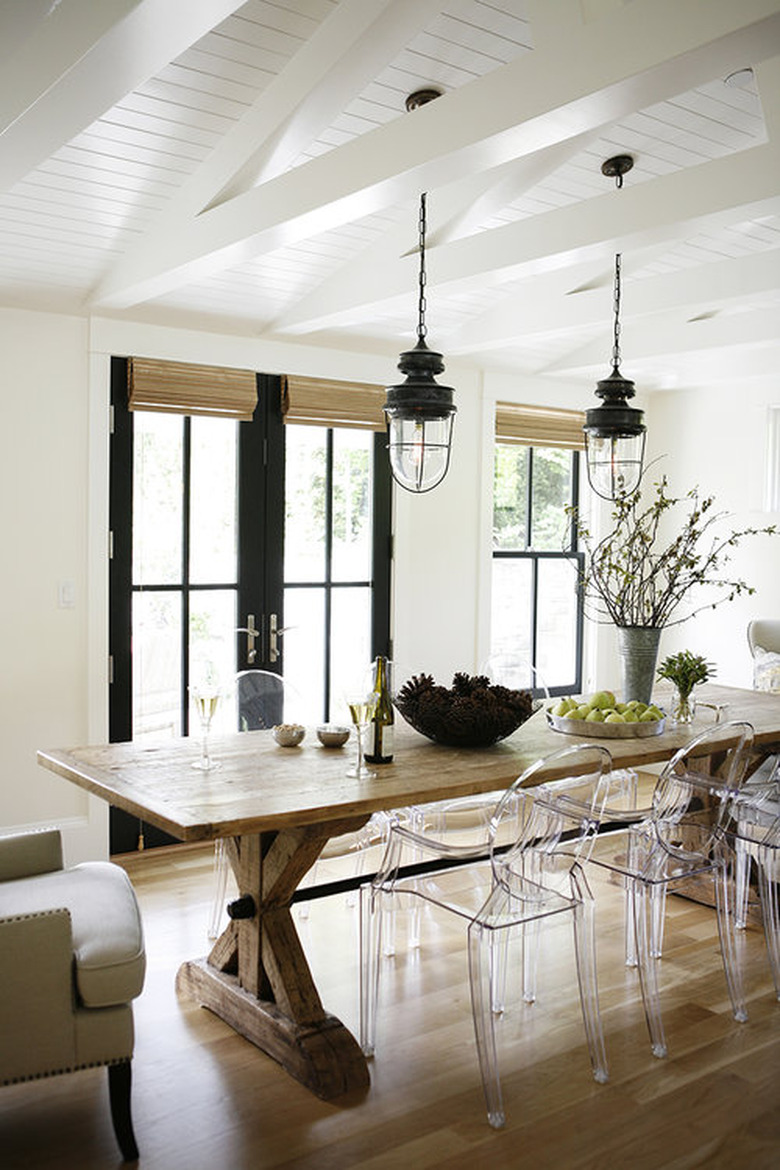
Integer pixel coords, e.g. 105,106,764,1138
1,0,779,392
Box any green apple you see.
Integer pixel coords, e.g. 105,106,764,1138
589,690,616,710
622,709,638,723
585,708,605,722
564,709,582,719
574,705,592,720
605,711,626,723
615,703,628,714
553,699,572,717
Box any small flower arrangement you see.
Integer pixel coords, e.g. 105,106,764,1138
656,650,714,723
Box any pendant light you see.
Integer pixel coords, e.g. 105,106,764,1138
583,155,646,501
384,191,456,493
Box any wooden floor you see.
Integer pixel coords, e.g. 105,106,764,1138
1,841,778,1170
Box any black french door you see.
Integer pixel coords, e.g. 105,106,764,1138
108,359,391,854
108,361,285,852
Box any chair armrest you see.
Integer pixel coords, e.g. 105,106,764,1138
0,829,63,882
0,909,77,1082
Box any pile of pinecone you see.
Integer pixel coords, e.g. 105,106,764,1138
395,671,534,747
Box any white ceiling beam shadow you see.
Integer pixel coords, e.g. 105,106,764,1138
446,247,780,354
0,0,246,194
90,0,780,310
276,141,780,335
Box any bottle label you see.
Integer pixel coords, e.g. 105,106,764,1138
367,722,394,762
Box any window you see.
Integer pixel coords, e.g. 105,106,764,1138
491,404,584,696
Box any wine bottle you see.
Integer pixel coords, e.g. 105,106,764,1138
364,656,394,764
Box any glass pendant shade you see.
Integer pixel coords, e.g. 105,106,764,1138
387,413,455,493
585,429,646,499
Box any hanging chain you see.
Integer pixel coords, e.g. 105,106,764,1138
417,192,428,341
611,252,622,370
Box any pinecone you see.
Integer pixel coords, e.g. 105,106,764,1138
395,672,534,747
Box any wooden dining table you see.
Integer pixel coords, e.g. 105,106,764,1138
37,683,780,1101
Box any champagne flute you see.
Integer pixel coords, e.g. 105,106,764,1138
190,685,221,771
345,691,378,780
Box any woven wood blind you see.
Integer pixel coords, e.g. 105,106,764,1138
495,401,585,450
127,357,257,419
281,374,386,431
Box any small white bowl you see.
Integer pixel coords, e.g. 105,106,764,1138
316,724,351,748
273,723,305,747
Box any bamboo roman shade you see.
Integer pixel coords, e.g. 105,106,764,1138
127,357,258,420
495,402,585,450
281,374,386,431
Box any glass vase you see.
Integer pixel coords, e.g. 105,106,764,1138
670,688,696,725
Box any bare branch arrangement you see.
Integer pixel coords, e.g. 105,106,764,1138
569,476,776,629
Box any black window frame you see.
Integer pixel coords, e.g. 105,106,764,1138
492,444,584,697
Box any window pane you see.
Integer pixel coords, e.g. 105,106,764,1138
133,413,182,585
132,591,181,740
531,448,574,551
282,587,326,724
285,427,327,582
332,430,372,582
493,445,528,550
490,559,533,687
189,589,237,733
330,587,372,718
190,417,238,585
536,559,579,687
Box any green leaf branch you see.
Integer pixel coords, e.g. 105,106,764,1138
568,476,776,629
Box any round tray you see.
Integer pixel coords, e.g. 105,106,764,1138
546,708,666,739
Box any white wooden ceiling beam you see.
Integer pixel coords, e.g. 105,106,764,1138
202,0,451,212
446,249,780,354
0,0,138,134
546,306,780,376
90,0,780,310
0,0,246,194
275,142,780,334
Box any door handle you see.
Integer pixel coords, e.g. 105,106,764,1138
237,615,260,664
268,613,293,664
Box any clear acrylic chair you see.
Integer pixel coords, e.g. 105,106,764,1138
726,775,780,998
573,720,755,1059
360,743,614,1129
732,756,779,931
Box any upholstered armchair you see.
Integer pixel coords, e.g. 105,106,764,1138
0,829,146,1161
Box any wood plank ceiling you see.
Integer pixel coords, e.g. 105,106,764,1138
0,0,778,390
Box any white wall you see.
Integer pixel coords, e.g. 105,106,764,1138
645,380,780,687
0,310,489,859
0,308,105,863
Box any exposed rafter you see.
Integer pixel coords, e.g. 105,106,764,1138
90,0,780,311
